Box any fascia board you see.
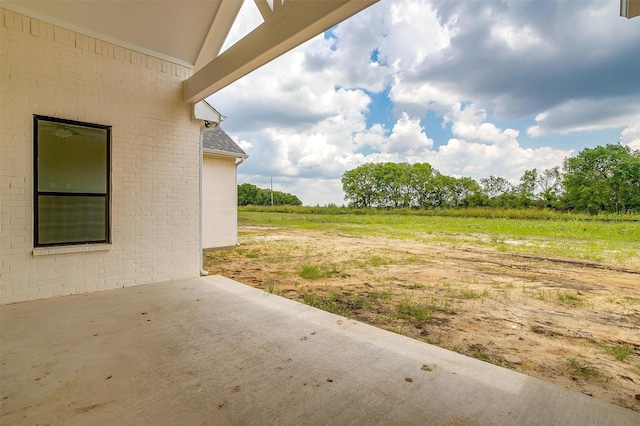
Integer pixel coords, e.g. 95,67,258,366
203,149,249,159
194,100,227,123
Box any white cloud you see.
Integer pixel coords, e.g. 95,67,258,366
353,123,388,151
621,126,640,151
382,1,454,70
445,103,519,144
239,175,347,206
359,109,569,186
397,105,570,183
214,0,637,205
220,1,263,53
386,0,639,120
419,139,571,184
236,105,571,204
390,81,461,115
491,24,544,51
289,178,345,206
307,5,393,92
229,134,253,152
386,112,434,154
527,98,640,136
381,1,459,112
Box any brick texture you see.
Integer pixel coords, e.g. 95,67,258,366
0,9,201,304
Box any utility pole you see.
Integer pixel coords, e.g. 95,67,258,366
271,176,274,207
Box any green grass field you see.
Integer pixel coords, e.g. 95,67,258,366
238,208,640,265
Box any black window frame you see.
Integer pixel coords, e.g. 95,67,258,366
33,115,112,247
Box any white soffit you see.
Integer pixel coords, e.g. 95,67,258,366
1,0,231,67
3,0,380,104
194,100,227,123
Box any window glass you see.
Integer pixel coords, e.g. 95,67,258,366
37,124,107,193
34,116,110,246
37,196,107,244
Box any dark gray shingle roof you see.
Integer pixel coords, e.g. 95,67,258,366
202,127,247,157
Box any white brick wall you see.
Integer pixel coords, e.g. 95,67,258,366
202,154,238,248
0,9,202,304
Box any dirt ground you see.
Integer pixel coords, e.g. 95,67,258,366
204,225,640,411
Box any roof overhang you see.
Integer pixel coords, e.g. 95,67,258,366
183,0,379,103
194,101,227,124
621,0,640,18
203,148,249,160
1,0,241,67
2,0,379,104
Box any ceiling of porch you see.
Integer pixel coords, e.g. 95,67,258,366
1,0,239,67
2,1,378,103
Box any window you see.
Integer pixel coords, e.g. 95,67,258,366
34,116,111,247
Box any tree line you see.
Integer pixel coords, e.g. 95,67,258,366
238,183,302,206
341,144,640,213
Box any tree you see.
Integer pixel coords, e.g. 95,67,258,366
238,183,264,206
237,183,301,206
372,162,413,208
480,175,515,207
454,177,484,207
562,144,640,213
342,163,378,208
429,174,481,208
516,169,538,207
480,176,513,199
409,163,437,209
272,191,303,206
340,149,640,213
343,162,482,209
342,162,417,208
536,166,563,207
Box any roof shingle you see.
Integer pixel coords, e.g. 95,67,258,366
202,127,247,157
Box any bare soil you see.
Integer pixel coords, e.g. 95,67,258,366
204,225,640,411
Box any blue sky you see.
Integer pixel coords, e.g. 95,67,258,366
209,0,640,206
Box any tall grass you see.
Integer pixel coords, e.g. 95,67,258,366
240,205,640,222
239,211,640,243
238,209,640,264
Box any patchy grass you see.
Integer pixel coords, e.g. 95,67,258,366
458,287,489,299
246,249,261,259
370,288,394,301
407,283,425,290
265,278,277,294
300,291,375,317
299,263,342,280
396,297,433,321
556,290,585,306
568,357,600,377
468,346,507,368
363,254,391,267
604,344,631,362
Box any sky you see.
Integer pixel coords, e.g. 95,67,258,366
208,0,640,206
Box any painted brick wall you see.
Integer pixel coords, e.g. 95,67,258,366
0,9,202,304
202,154,238,248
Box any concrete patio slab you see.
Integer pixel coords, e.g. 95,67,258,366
1,276,638,425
